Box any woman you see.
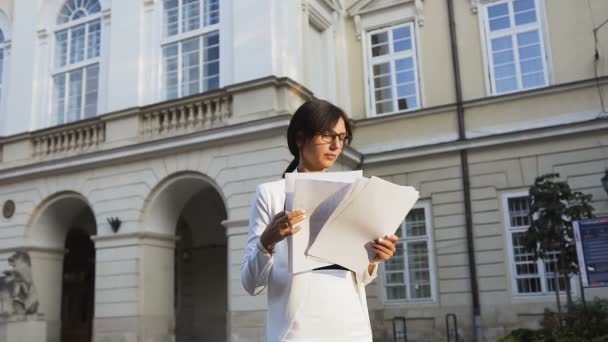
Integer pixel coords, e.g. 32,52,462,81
241,100,398,341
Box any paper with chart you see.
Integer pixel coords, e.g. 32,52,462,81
284,171,362,273
307,176,420,275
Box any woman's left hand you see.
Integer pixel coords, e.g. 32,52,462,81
371,234,399,263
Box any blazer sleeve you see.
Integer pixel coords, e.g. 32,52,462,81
362,263,379,286
240,184,274,296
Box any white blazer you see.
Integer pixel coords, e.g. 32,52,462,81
241,178,378,342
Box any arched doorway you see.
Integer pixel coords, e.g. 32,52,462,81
26,193,97,342
142,172,228,341
61,227,95,342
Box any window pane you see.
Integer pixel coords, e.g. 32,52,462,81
398,97,417,110
203,32,220,91
181,37,200,96
70,25,86,64
393,39,412,53
393,27,410,40
396,70,415,84
375,87,392,102
406,208,426,236
385,272,405,285
495,64,516,79
87,20,101,59
373,74,392,89
397,84,416,98
408,241,431,299
493,50,515,65
164,0,179,36
371,31,388,45
375,101,393,114
205,0,220,26
514,0,537,26
84,64,99,118
508,197,530,227
496,77,517,93
517,30,540,46
490,16,510,31
56,30,69,67
67,69,84,122
515,10,537,26
373,63,391,76
522,72,545,88
491,36,513,52
182,0,200,33
53,74,67,125
163,44,179,99
395,58,414,72
488,3,509,18
386,286,406,300
519,44,541,60
372,44,389,57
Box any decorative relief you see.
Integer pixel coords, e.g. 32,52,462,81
0,251,39,316
2,200,14,219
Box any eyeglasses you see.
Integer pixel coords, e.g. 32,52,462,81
319,131,351,146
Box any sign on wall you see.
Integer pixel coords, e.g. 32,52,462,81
574,217,608,287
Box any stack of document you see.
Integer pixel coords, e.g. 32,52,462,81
285,171,420,276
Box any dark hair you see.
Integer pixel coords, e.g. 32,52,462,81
283,100,353,176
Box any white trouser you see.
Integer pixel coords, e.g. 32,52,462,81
282,269,373,342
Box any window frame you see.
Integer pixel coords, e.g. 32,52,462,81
0,29,6,108
51,2,103,126
502,192,575,298
364,21,422,117
381,202,437,304
479,0,552,96
161,0,221,100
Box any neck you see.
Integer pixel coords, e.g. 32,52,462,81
297,164,327,173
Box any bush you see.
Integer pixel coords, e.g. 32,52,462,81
499,298,608,342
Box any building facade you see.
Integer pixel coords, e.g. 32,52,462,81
0,0,606,341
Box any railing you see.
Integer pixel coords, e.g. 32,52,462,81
139,93,232,138
31,122,106,157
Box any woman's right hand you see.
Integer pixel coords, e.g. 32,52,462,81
260,210,306,253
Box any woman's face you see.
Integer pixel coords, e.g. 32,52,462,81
298,117,347,172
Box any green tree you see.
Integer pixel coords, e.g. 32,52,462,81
524,173,595,325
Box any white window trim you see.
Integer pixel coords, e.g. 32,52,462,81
502,192,576,298
364,21,422,117
381,202,437,304
51,12,103,125
478,0,552,96
160,0,222,101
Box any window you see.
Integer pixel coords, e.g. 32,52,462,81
481,0,549,95
0,29,5,106
504,194,567,296
383,205,434,302
162,0,220,100
366,22,421,116
53,0,102,125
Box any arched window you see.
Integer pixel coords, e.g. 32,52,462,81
53,0,102,125
162,0,220,100
0,29,5,106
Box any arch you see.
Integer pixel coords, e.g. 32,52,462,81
26,191,97,248
140,171,228,235
57,0,101,24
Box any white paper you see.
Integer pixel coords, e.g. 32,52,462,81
291,179,352,273
284,170,363,211
307,176,420,277
284,171,362,273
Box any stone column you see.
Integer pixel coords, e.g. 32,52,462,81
92,232,176,342
224,218,267,342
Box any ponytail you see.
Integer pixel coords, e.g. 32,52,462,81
283,156,299,178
